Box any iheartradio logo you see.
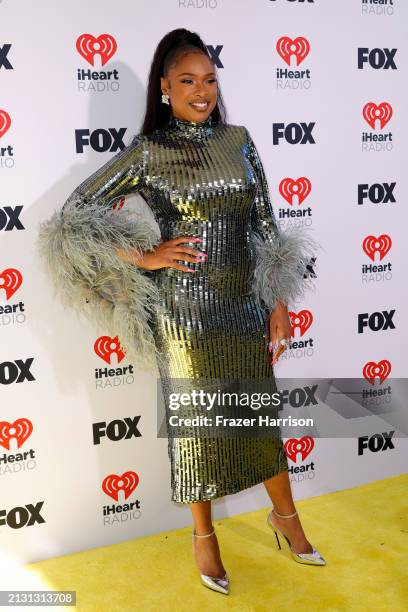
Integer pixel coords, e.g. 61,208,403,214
289,310,313,337
363,360,391,385
0,268,22,299
279,177,312,205
284,436,314,462
102,471,139,501
362,102,393,129
276,36,310,66
94,335,126,365
76,34,117,66
0,418,33,450
0,109,11,138
362,234,392,261
94,335,134,390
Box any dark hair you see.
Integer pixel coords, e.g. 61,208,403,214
140,28,227,134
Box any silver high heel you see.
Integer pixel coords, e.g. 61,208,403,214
267,508,326,566
192,528,229,595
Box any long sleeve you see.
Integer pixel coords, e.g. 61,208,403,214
37,135,162,370
244,127,318,313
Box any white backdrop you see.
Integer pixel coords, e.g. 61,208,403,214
0,0,407,564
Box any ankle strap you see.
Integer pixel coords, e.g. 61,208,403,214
193,528,215,538
272,508,298,519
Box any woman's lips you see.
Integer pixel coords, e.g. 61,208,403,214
189,101,209,111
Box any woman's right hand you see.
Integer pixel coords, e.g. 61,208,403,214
117,236,207,272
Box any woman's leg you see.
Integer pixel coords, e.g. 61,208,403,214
190,500,227,577
263,470,313,553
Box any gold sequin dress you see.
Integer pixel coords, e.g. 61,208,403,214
39,115,316,504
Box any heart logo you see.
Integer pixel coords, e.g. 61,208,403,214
76,34,117,67
362,234,392,261
284,436,314,462
0,268,23,299
0,418,33,450
0,109,11,138
94,335,126,365
279,177,312,205
363,360,391,385
102,471,139,501
276,36,310,66
112,196,125,210
288,310,313,336
362,102,393,129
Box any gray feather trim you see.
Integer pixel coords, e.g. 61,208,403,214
248,225,320,312
37,198,163,371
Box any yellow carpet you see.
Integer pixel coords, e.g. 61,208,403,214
14,474,408,610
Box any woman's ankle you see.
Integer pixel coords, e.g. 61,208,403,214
193,524,214,537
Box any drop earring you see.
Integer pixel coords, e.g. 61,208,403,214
161,93,170,105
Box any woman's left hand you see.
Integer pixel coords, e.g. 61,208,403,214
268,300,292,366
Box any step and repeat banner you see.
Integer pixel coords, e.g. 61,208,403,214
1,0,407,563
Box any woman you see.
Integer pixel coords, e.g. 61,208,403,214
38,28,325,595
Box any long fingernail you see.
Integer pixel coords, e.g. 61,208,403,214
268,341,273,352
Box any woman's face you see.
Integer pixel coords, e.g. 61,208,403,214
160,51,218,123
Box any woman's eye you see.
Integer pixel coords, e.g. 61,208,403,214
180,79,217,84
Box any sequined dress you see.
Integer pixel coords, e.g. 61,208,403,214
39,115,316,504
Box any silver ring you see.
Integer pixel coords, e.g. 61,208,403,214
280,338,288,346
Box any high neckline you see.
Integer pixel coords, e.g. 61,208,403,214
167,114,214,140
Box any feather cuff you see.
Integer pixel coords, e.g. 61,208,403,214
37,198,163,371
248,225,320,312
